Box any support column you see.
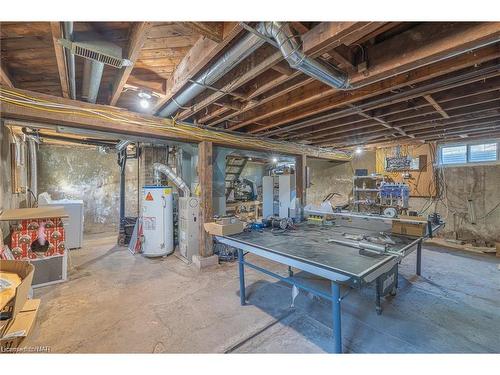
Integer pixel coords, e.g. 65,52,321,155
295,154,307,207
198,141,214,257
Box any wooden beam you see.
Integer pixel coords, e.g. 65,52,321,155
246,45,500,135
295,154,307,207
271,61,295,76
0,63,14,88
290,22,310,35
355,22,500,85
109,22,154,106
178,22,373,122
177,50,283,120
301,22,385,56
206,74,312,127
233,24,500,134
198,141,214,257
153,23,243,113
423,95,450,118
0,85,350,161
49,22,70,98
184,22,224,43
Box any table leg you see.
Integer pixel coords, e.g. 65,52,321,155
416,239,422,276
238,249,246,305
375,278,382,315
331,282,342,353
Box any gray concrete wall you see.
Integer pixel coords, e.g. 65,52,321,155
306,151,376,207
37,145,138,234
410,165,500,243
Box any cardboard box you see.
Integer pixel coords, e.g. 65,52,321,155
204,219,245,236
392,216,428,237
0,299,40,350
0,260,34,319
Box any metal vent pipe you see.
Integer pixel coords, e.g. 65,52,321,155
81,59,104,104
153,162,191,197
158,30,266,118
158,22,349,118
258,22,349,89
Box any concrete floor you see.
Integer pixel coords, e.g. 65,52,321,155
24,233,500,353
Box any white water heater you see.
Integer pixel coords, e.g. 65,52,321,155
141,186,174,257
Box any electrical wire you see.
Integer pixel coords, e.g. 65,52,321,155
0,87,351,161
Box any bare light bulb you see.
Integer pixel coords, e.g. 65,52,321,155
139,98,150,109
355,147,363,154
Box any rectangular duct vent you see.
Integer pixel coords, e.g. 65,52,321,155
59,36,131,69
73,44,124,68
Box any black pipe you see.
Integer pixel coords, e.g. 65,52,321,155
118,149,127,244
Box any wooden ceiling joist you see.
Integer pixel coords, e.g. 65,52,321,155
229,24,500,134
152,22,243,114
0,62,14,88
109,22,154,106
251,46,500,136
423,94,450,118
0,85,350,161
49,22,70,98
183,22,224,43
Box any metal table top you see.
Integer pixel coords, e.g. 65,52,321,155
219,222,423,284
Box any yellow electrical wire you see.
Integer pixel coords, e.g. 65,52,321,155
0,87,352,160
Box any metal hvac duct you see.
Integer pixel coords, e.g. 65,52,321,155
63,22,76,100
82,59,104,104
153,162,191,197
158,22,349,118
60,31,129,104
158,30,267,118
258,22,349,89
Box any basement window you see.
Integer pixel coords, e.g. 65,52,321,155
469,143,497,163
440,145,467,165
438,140,499,166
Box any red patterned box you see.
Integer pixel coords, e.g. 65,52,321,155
9,217,66,260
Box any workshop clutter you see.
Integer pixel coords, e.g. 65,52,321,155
8,217,66,260
0,260,40,350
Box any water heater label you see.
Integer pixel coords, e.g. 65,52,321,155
163,189,171,195
145,192,154,201
143,217,156,230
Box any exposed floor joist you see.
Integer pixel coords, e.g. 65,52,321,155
109,22,154,106
49,22,70,98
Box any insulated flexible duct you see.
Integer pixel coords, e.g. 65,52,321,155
158,22,349,118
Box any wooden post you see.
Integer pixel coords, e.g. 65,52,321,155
198,141,214,257
295,154,307,207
